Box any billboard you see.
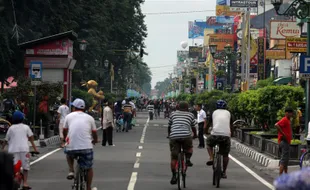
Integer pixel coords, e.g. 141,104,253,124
286,37,307,53
216,16,234,24
177,50,189,63
230,0,258,7
203,29,215,46
189,46,203,58
216,5,241,16
270,21,301,39
189,21,224,39
216,0,230,5
266,50,286,59
257,37,265,80
209,34,234,51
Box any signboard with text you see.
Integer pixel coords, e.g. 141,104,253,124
266,50,286,59
300,55,310,78
270,21,301,39
189,46,203,58
286,37,307,53
216,5,241,16
230,0,258,7
257,37,265,80
209,34,234,51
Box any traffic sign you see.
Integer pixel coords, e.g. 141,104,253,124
300,55,310,78
30,61,42,79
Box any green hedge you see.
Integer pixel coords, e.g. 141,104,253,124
176,85,304,128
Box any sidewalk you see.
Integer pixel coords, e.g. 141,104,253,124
254,164,300,179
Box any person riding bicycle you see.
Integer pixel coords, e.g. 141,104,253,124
206,100,232,179
2,110,39,190
63,98,98,190
167,101,197,185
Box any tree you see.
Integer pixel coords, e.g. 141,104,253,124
155,78,171,97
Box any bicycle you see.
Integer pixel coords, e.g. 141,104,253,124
176,145,187,190
299,142,310,168
14,151,40,189
72,156,88,190
212,143,222,188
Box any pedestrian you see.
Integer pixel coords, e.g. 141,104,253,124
102,101,115,146
2,111,39,190
122,98,133,132
196,104,207,148
275,107,294,176
57,98,70,148
147,101,155,120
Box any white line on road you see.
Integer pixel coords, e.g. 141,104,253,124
138,146,143,149
134,158,140,169
229,155,275,190
30,148,62,166
154,124,159,127
127,172,138,190
136,152,141,157
139,118,149,144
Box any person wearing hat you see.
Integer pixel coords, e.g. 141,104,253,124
63,98,98,190
275,107,294,176
2,110,39,190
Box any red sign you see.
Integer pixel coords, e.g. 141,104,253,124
26,39,73,58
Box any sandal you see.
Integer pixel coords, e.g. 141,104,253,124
22,186,32,190
67,172,74,180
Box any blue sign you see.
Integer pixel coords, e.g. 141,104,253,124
216,0,230,5
300,56,310,78
188,21,227,39
30,61,42,79
216,16,234,24
216,78,225,90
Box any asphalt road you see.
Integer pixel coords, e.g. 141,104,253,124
28,112,275,190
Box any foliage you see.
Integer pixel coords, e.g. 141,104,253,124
254,77,274,89
103,93,116,103
215,70,225,78
71,88,93,109
155,78,171,97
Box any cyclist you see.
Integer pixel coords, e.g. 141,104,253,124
206,100,232,179
63,98,98,190
2,110,39,190
167,101,197,185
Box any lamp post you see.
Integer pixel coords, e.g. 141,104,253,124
104,59,113,93
271,0,310,134
209,44,241,91
79,40,88,81
209,44,217,92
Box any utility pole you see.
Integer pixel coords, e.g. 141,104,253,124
246,10,251,90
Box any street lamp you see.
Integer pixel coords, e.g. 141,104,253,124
79,40,88,51
224,44,232,55
104,59,109,68
271,0,310,142
208,44,218,92
209,44,217,56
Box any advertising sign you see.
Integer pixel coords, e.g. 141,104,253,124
257,37,265,80
216,5,241,16
266,50,286,59
203,29,215,46
216,16,234,24
188,21,224,39
217,0,230,5
229,7,258,13
189,46,203,58
209,34,234,51
286,37,307,53
236,28,260,40
30,61,42,81
270,21,301,39
177,50,189,63
26,39,73,58
230,0,258,7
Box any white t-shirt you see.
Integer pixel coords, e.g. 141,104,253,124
197,109,207,123
57,104,70,124
211,109,231,137
5,124,33,153
64,111,97,151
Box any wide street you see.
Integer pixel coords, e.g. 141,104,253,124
28,112,275,190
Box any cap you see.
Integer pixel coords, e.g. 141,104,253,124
72,98,85,109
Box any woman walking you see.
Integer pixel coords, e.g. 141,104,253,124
102,101,115,146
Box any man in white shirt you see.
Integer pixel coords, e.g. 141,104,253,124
57,98,69,148
2,111,39,190
102,101,114,146
196,104,207,148
206,100,232,179
63,98,98,190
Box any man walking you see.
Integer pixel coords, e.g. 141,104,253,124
275,107,293,176
102,101,115,146
196,104,207,148
57,98,70,148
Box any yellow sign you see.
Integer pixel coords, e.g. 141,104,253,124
209,34,234,51
286,37,307,53
204,29,214,46
216,5,241,16
266,50,286,59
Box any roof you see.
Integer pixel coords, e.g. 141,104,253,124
19,30,78,49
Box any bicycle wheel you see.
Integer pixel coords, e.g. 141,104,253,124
212,150,217,186
182,156,186,188
215,154,222,188
177,153,182,190
80,169,87,190
74,165,80,190
300,151,310,168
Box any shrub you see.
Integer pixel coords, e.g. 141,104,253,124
72,88,93,109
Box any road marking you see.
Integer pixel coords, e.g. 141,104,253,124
127,172,138,190
30,148,62,166
134,158,140,168
154,124,159,127
139,118,149,143
136,152,141,157
138,146,143,149
229,155,275,190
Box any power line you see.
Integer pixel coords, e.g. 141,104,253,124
149,64,175,68
144,10,215,15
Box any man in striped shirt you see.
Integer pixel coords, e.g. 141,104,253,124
168,101,197,185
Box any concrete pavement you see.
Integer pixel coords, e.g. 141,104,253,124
27,112,276,190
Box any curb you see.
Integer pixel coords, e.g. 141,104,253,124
231,139,279,168
39,135,61,147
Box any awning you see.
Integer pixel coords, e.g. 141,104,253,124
273,77,292,85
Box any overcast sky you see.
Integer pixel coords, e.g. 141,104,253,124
141,0,216,88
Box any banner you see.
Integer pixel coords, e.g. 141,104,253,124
203,29,215,46
177,50,189,63
257,37,265,80
189,46,203,58
266,50,286,59
230,0,258,7
209,34,234,51
270,21,301,39
286,37,307,53
188,21,224,39
216,5,241,16
216,16,234,24
217,0,230,5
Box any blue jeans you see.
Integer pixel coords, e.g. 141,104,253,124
123,112,132,130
